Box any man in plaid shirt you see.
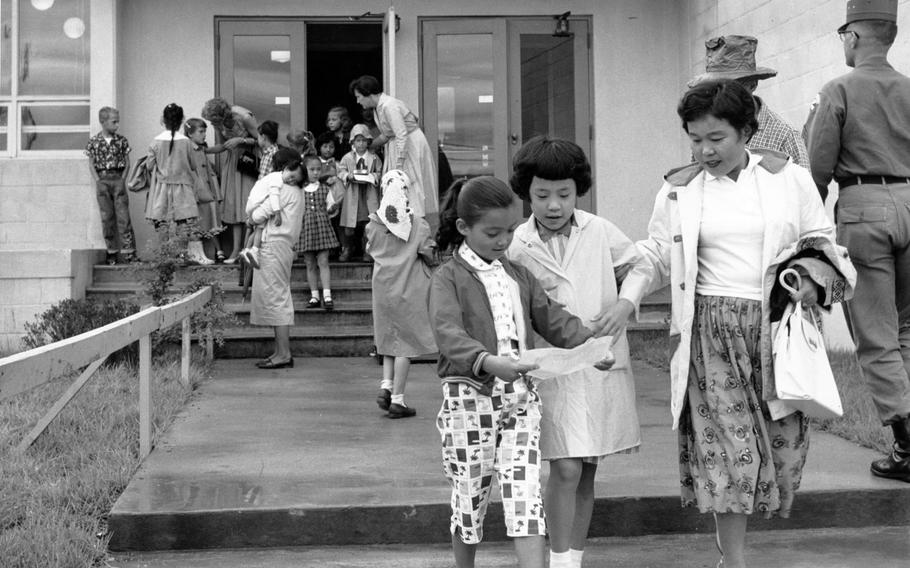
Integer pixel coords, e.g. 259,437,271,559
689,35,809,168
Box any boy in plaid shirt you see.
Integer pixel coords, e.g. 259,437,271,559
85,107,136,264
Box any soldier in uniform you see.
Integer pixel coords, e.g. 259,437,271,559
807,0,910,483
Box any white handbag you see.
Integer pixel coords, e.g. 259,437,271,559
771,268,844,420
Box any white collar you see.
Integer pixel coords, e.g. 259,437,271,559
704,149,759,182
154,130,188,141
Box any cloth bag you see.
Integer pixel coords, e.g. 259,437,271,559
193,173,215,203
771,268,844,420
236,148,258,178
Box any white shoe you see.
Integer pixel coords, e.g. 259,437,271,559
187,241,214,265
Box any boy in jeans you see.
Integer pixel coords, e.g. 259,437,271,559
85,106,136,264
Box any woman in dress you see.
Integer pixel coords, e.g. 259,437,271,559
622,80,855,568
349,75,439,233
201,97,260,263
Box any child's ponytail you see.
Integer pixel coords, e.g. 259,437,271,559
162,103,185,155
435,176,516,252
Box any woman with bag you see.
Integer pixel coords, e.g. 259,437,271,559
619,80,855,568
201,97,259,264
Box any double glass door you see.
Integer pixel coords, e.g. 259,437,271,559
422,17,592,210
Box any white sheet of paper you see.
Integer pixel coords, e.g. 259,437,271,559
520,336,614,381
352,172,375,184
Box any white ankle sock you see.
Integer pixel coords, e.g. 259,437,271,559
322,289,332,300
380,379,393,390
550,550,572,568
570,548,584,567
391,394,404,406
310,290,320,300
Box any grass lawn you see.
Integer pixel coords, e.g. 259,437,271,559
0,350,208,567
628,330,891,456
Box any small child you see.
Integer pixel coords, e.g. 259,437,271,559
145,103,209,265
299,154,341,309
429,176,612,568
242,147,306,269
507,135,644,568
316,130,346,254
337,123,382,261
185,118,225,263
85,106,136,264
325,105,352,160
366,170,436,418
257,120,280,180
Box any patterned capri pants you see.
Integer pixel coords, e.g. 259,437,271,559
436,377,546,544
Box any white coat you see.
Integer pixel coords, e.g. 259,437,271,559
507,209,642,458
623,150,850,429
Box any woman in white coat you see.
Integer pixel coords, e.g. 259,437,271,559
622,81,854,568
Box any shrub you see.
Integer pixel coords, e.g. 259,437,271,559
21,298,141,363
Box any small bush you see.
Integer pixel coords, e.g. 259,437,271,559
21,298,141,363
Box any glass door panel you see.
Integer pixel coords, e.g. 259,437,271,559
509,19,591,210
422,20,508,182
218,21,306,144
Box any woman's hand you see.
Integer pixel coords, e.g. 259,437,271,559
223,137,245,150
591,299,635,339
785,268,819,307
482,355,539,382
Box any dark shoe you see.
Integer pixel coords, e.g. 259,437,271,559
377,388,391,410
338,248,351,262
322,298,334,310
106,252,118,265
215,250,226,264
871,445,910,482
307,297,321,309
256,357,294,369
388,402,416,419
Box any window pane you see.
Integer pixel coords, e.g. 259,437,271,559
0,105,8,151
232,35,291,139
18,0,90,96
1,1,10,95
20,103,89,150
436,34,494,178
21,103,89,125
520,34,575,141
20,130,87,150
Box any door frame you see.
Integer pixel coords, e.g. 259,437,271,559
420,16,594,210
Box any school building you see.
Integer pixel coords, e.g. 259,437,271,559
0,0,906,352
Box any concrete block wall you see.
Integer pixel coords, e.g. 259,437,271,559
0,160,107,354
687,0,910,134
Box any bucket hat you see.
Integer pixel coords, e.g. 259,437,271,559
688,35,777,87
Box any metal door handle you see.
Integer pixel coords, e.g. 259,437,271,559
510,134,518,145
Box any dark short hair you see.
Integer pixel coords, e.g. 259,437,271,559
272,147,301,172
436,176,516,251
677,79,758,141
258,120,279,144
184,117,207,137
510,135,592,200
316,131,336,148
349,75,382,97
854,20,898,46
303,154,322,168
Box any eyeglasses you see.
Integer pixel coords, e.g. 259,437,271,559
838,29,860,42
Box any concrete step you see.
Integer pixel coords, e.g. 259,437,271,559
91,261,374,285
106,359,910,552
216,325,376,358
86,281,376,305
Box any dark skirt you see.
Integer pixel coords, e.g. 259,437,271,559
678,295,810,518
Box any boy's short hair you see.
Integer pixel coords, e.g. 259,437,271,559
510,135,592,200
316,131,336,149
272,147,302,172
258,120,279,144
99,106,119,122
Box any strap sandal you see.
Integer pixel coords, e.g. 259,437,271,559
307,297,321,309
322,298,334,310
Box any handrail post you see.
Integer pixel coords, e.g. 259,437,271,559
205,323,214,361
180,317,191,389
139,333,152,459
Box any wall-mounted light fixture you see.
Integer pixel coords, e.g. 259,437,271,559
553,11,572,38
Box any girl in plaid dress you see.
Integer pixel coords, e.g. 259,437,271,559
299,154,340,309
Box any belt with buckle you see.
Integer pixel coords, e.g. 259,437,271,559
836,175,910,187
97,168,124,175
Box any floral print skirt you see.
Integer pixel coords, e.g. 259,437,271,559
678,295,810,518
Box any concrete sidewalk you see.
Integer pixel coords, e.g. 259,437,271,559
109,526,910,567
107,358,910,551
